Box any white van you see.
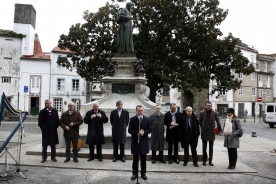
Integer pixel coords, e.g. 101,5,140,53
264,103,276,128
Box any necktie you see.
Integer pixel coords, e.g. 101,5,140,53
118,110,121,117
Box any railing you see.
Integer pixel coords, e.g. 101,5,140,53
251,63,275,74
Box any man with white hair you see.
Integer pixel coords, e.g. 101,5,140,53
84,101,108,162
178,106,200,167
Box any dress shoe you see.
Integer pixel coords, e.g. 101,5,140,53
141,174,148,180
209,161,214,166
120,157,125,162
202,161,206,166
193,162,199,167
227,165,231,169
183,162,188,166
230,166,235,170
159,159,166,164
64,157,70,163
51,158,57,162
41,158,46,163
98,157,103,162
152,159,156,164
169,159,173,164
113,158,117,162
130,175,137,181
174,159,180,164
73,157,78,163
87,157,94,162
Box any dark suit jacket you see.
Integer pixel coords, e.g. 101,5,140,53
83,109,108,145
164,111,181,142
128,115,152,155
110,108,129,144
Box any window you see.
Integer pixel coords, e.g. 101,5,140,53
57,79,65,94
256,63,260,70
53,98,62,115
72,79,79,93
163,87,170,96
264,62,267,72
267,89,270,97
30,76,40,93
238,87,243,95
259,89,263,97
219,89,226,96
251,55,254,63
252,88,255,96
72,99,80,111
2,77,11,83
258,75,262,82
251,72,255,80
236,73,243,79
72,60,77,68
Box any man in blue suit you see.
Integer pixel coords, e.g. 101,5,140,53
128,105,152,181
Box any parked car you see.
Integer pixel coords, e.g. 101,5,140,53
264,103,276,128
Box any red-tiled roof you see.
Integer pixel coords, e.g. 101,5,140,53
51,46,73,54
21,52,51,60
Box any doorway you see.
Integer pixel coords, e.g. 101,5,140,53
30,97,39,115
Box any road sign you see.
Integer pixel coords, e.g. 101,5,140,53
257,97,262,102
24,86,28,93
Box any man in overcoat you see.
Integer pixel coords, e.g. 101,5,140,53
178,106,200,167
199,101,222,166
164,103,181,164
110,100,129,162
59,102,83,163
149,104,165,164
84,101,108,162
128,105,152,181
38,99,59,163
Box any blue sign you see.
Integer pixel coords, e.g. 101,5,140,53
24,86,28,93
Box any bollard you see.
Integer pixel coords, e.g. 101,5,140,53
251,131,257,137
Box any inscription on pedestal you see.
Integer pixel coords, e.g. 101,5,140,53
112,84,135,94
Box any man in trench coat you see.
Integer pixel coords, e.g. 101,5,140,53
110,100,129,162
199,101,222,166
84,101,108,162
38,99,59,163
149,104,166,164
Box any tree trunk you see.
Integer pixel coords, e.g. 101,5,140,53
148,85,158,103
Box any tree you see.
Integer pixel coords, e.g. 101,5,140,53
57,0,255,102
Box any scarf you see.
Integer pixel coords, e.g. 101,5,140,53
170,111,177,122
224,115,233,135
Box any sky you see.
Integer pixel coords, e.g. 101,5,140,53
0,0,275,54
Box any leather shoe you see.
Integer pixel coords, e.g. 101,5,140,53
64,157,70,163
202,161,206,166
194,162,199,167
152,159,155,164
113,158,117,162
130,175,137,181
230,166,235,170
174,159,180,164
41,158,46,163
183,162,188,166
159,159,166,164
227,165,231,169
98,157,103,162
120,157,125,162
169,159,172,164
141,174,147,180
73,157,78,163
209,161,214,166
51,158,57,162
87,157,94,162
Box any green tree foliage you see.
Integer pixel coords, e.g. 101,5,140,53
58,0,255,101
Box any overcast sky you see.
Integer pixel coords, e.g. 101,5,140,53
0,0,275,54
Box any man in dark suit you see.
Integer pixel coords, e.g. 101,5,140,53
84,101,108,162
164,103,181,164
128,105,152,181
178,106,200,167
38,99,59,163
199,101,222,166
110,100,129,162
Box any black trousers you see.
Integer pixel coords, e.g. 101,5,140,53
65,136,78,158
89,144,102,158
184,137,198,163
42,144,56,159
132,154,146,176
227,148,237,167
202,140,214,162
168,141,178,160
152,150,164,160
113,143,125,159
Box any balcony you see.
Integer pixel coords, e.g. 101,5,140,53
251,63,275,74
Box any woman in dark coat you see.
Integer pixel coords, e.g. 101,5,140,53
38,99,59,162
83,102,108,161
223,108,243,170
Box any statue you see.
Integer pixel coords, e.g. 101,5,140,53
104,59,116,76
133,60,145,77
116,2,134,53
